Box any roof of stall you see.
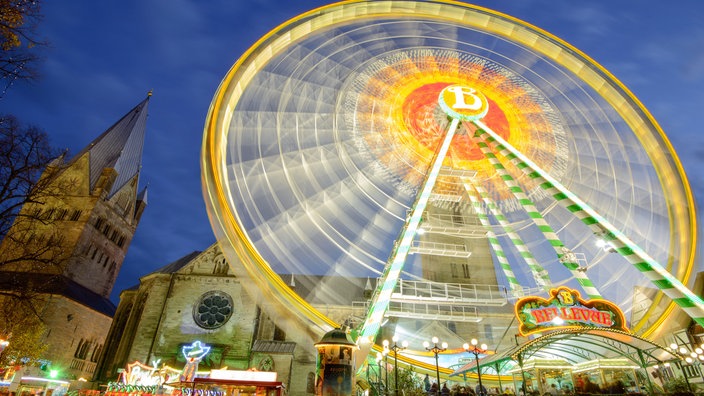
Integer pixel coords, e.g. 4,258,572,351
451,327,681,377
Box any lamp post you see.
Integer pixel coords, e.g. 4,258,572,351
690,345,704,381
385,336,408,396
670,342,704,386
383,345,390,395
376,352,384,396
423,337,447,393
668,343,693,393
463,339,488,396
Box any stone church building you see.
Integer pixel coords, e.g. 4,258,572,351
0,94,150,387
93,243,380,395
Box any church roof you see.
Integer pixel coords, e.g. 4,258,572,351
137,186,148,205
74,94,151,197
251,340,297,354
0,272,117,316
152,250,202,274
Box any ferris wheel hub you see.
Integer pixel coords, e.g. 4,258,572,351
438,84,489,121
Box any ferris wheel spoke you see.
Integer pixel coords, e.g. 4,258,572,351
357,117,461,345
474,119,704,326
462,181,529,296
470,127,602,300
463,179,551,294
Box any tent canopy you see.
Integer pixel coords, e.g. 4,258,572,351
451,328,680,377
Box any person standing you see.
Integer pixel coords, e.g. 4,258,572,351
548,384,558,396
441,383,450,396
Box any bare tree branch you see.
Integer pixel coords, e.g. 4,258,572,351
0,0,45,96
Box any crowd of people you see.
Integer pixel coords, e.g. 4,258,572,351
425,380,515,396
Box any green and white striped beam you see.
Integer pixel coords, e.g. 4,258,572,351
462,179,552,295
357,118,462,343
471,131,602,300
462,179,525,296
473,119,704,326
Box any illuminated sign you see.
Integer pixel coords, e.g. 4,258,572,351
210,369,277,382
515,286,628,336
123,361,181,386
182,341,211,360
438,85,489,121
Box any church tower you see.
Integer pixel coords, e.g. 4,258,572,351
0,94,151,385
0,94,150,298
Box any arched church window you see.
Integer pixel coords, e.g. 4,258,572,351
306,372,316,393
74,339,84,358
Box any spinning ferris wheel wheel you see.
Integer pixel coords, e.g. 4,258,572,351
202,0,701,369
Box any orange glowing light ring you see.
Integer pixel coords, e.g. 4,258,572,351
515,286,628,337
340,49,567,203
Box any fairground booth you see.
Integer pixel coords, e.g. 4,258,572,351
104,342,283,396
451,287,681,395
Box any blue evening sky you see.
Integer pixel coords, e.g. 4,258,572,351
2,1,703,303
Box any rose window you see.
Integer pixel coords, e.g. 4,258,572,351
193,291,233,329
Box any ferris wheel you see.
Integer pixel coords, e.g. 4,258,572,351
202,0,701,369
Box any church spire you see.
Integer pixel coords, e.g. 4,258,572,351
76,94,151,197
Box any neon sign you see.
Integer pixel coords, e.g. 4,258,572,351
182,341,211,360
515,286,628,336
